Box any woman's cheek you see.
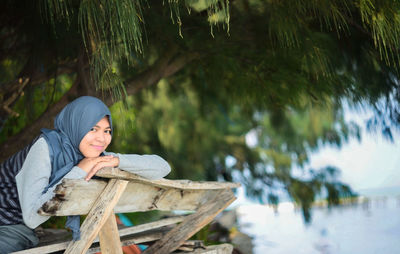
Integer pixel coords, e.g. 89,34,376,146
104,136,112,150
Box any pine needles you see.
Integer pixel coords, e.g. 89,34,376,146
40,0,230,101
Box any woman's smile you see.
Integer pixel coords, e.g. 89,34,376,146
91,145,104,151
79,117,112,158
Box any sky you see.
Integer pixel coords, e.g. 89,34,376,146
242,104,400,196
308,106,400,191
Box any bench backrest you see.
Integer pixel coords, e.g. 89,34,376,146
39,167,240,216
34,167,239,254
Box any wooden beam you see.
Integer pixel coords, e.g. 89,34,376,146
96,167,241,190
188,244,233,254
10,217,182,254
98,213,123,254
11,242,69,254
118,216,186,236
38,179,108,216
86,230,168,254
39,179,234,216
142,189,236,254
64,179,128,254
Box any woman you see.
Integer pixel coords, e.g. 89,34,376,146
0,96,171,253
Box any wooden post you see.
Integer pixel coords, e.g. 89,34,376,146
142,188,236,254
64,179,128,254
98,213,123,254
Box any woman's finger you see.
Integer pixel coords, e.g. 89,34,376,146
95,156,113,162
85,161,113,181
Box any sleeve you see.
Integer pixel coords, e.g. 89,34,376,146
104,152,171,180
15,137,87,229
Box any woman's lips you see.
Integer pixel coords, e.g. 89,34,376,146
91,145,104,151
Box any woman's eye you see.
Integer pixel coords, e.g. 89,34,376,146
105,130,112,134
90,127,96,132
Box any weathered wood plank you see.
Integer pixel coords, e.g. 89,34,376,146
185,243,233,254
64,179,128,254
118,216,186,236
86,230,167,254
11,242,69,254
98,213,123,254
39,179,232,216
10,216,183,254
31,169,240,254
38,179,108,216
11,232,163,254
89,240,232,254
142,189,236,254
96,167,241,189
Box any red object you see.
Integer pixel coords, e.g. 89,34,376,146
122,244,142,254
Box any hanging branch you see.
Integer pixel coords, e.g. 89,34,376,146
0,47,199,162
1,78,30,117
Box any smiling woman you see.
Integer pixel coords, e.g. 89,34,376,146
77,116,119,181
77,116,120,181
0,96,171,253
79,117,113,158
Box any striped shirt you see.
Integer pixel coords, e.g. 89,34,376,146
0,136,39,225
1,136,171,228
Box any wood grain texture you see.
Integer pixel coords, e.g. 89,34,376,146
189,244,233,254
64,179,128,254
142,189,236,254
96,167,241,189
118,216,186,236
39,179,233,216
10,217,182,254
33,167,240,254
98,214,123,254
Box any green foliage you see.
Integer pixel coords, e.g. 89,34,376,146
119,211,162,226
2,0,400,223
0,74,74,142
38,0,230,96
359,0,400,65
40,216,67,229
79,0,144,98
109,78,357,221
110,80,236,180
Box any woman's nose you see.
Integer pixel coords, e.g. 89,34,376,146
95,132,105,142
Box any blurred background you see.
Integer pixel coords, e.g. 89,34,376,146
1,0,400,253
233,106,400,253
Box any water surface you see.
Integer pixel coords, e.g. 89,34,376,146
237,196,400,254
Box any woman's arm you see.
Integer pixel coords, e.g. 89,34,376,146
104,152,171,180
16,137,86,229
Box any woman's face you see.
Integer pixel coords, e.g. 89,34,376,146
79,116,112,158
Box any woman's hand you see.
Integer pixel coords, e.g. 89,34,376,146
77,155,120,181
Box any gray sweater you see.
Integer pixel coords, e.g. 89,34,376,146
15,137,171,229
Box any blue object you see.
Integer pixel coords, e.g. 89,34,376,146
117,213,147,250
117,213,134,226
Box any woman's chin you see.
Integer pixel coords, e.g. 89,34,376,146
82,151,103,158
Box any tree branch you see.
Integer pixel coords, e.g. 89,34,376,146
0,78,80,162
0,62,76,118
2,77,30,117
0,48,200,162
103,48,200,105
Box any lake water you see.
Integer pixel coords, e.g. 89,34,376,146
236,195,400,254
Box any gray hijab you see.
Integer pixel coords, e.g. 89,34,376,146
40,96,112,239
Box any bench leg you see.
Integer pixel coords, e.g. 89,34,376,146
64,179,128,254
142,188,236,254
98,213,123,254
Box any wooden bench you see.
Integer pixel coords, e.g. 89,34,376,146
12,167,240,254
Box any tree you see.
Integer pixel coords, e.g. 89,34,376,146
1,0,400,219
109,80,358,221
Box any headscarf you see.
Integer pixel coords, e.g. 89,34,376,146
40,96,112,240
